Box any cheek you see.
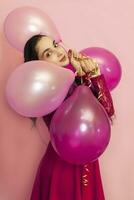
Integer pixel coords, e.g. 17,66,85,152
45,55,59,64
60,47,67,55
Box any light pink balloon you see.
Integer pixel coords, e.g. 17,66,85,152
5,61,75,117
4,6,61,51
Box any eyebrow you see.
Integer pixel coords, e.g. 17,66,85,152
41,40,55,58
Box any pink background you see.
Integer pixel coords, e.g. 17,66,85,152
0,0,133,199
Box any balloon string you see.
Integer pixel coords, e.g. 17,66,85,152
80,76,84,85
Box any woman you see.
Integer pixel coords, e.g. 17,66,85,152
24,34,115,200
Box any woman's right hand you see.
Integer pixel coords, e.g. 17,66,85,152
68,49,86,76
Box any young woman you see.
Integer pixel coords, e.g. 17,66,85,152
24,35,115,200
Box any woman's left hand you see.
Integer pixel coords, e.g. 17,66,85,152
80,56,101,77
69,49,101,77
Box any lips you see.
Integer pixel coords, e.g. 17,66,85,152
59,55,66,62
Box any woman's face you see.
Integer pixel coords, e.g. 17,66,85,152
35,36,69,67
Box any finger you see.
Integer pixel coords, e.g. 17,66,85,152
88,57,99,68
77,52,88,61
86,58,101,75
86,61,94,73
86,59,96,71
68,49,72,58
76,52,80,60
71,58,79,71
70,56,82,72
70,50,77,64
76,66,81,76
72,49,79,60
78,52,84,60
73,50,83,60
92,58,100,69
68,49,74,63
80,59,93,72
77,67,85,76
81,54,88,60
80,60,89,73
74,61,85,76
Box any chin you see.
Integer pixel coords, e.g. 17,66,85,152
61,60,69,67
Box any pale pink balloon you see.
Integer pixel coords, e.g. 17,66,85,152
4,6,61,51
5,61,75,117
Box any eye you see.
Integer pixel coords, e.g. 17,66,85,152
46,52,52,57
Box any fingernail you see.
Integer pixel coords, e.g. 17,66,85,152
68,49,72,57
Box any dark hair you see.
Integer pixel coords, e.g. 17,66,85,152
24,34,45,127
24,34,44,62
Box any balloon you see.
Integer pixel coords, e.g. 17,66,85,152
50,85,111,164
5,61,75,117
80,47,122,91
4,6,61,51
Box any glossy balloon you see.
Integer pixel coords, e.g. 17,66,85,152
50,85,111,164
5,61,75,117
80,47,122,91
4,6,61,51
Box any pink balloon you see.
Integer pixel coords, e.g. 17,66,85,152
4,6,61,51
80,47,122,91
50,85,111,164
5,61,75,117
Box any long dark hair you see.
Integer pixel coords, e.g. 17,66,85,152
24,34,45,126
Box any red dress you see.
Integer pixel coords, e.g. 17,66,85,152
30,74,115,200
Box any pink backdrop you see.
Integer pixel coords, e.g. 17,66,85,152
0,0,133,199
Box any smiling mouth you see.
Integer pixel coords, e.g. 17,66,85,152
59,55,66,62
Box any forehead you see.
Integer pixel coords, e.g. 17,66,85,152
36,36,53,53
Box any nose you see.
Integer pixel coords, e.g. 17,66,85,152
55,50,63,58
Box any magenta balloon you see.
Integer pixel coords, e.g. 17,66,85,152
5,61,75,117
80,47,122,91
50,86,111,164
4,6,61,51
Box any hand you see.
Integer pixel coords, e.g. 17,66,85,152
68,49,85,76
68,49,101,77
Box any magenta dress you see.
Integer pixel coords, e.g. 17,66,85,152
30,74,115,200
